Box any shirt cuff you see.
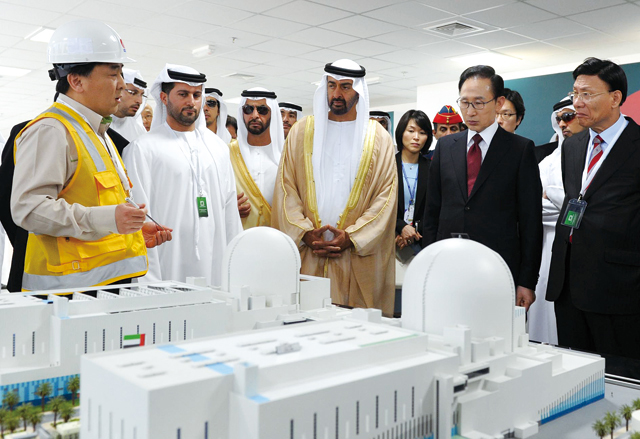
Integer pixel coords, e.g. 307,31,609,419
90,205,119,234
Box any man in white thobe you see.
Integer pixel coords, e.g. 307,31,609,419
110,68,148,143
123,64,242,286
203,87,232,145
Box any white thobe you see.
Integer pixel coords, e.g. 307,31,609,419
123,123,242,286
318,120,359,239
529,146,562,345
111,115,147,143
242,143,278,205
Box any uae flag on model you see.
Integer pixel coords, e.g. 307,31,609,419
123,334,146,348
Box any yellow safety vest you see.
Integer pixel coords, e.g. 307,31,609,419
14,103,148,291
228,139,271,229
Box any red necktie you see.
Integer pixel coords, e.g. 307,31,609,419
587,135,603,175
467,134,482,197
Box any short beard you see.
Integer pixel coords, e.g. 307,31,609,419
246,117,271,135
167,99,199,127
329,94,359,116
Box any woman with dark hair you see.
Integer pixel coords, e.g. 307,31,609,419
496,88,525,133
395,109,432,254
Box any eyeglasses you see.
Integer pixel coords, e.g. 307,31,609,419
206,99,218,108
456,97,496,110
242,105,270,116
496,112,516,120
568,91,611,102
125,89,147,98
555,112,577,123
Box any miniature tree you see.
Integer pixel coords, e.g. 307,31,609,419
28,408,43,433
16,403,33,431
60,401,74,424
2,390,19,411
49,396,65,427
631,432,640,439
35,382,52,412
0,408,8,437
621,404,634,431
592,419,608,439
634,398,640,411
604,411,621,439
67,376,80,406
5,412,20,434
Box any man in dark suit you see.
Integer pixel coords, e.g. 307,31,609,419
546,58,640,358
423,65,543,311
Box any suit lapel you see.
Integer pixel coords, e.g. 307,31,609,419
449,133,469,201
584,118,640,199
415,155,428,207
569,131,589,197
468,127,510,200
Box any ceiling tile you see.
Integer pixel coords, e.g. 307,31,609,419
457,30,536,50
524,0,626,16
568,4,640,35
297,48,362,64
369,29,446,48
225,15,309,38
417,40,483,58
495,42,570,59
331,39,396,57
165,1,253,26
463,2,557,28
0,35,23,49
0,0,84,12
320,15,403,39
373,49,424,65
0,3,62,25
219,48,286,64
509,18,594,41
198,28,271,48
122,27,192,48
263,1,353,26
0,20,43,39
283,27,359,48
416,0,517,15
250,39,321,57
265,56,322,72
357,58,399,74
307,0,406,14
138,15,218,37
65,1,151,27
206,0,292,14
364,2,455,27
545,32,622,51
0,48,47,63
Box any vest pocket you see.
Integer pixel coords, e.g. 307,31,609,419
94,171,124,206
50,234,127,273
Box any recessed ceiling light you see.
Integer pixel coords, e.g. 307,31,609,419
222,72,255,80
25,27,55,43
0,66,32,77
192,45,215,58
449,52,520,67
367,76,381,86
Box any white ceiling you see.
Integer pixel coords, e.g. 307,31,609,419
1,0,640,135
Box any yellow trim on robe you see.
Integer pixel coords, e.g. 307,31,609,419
228,139,271,228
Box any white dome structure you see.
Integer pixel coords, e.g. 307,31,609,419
222,227,301,297
402,238,515,350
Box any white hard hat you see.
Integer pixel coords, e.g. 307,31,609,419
48,19,135,66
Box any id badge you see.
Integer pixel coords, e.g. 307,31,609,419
562,198,587,229
197,196,208,217
404,203,415,225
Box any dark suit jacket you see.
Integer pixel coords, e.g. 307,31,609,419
423,126,543,290
535,141,558,163
395,152,429,236
546,117,640,314
0,121,128,291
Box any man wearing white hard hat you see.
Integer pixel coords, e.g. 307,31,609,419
111,68,148,143
272,59,397,317
229,87,284,228
203,87,232,144
11,20,170,291
123,64,242,286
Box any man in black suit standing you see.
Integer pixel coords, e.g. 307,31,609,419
547,58,640,358
423,65,542,311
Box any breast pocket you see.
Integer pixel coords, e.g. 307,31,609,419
94,171,125,206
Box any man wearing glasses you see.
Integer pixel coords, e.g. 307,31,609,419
111,68,148,144
229,88,285,228
203,87,232,144
535,97,585,163
424,65,542,312
547,58,640,359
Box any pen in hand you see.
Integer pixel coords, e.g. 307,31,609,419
125,197,165,230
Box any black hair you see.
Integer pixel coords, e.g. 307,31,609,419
55,63,100,94
432,122,463,130
161,82,176,95
458,65,504,100
226,115,238,131
395,110,433,152
573,57,627,105
502,88,526,128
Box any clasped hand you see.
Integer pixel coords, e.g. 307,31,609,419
303,225,352,258
115,203,172,248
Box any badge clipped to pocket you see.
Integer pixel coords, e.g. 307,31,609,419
197,196,209,218
404,203,415,225
562,198,587,229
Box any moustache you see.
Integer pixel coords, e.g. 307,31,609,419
331,98,346,106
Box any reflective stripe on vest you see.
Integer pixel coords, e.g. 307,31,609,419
16,103,148,291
